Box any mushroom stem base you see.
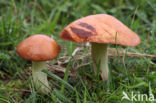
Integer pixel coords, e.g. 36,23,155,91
91,43,109,81
32,61,50,93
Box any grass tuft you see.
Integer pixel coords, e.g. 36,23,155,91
0,0,155,102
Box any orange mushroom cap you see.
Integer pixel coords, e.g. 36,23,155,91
17,34,60,61
60,14,140,46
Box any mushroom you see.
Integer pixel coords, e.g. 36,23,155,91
60,14,140,81
16,34,60,93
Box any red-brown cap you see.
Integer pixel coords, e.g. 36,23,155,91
60,14,140,46
17,34,60,61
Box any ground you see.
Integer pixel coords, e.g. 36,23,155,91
0,0,156,103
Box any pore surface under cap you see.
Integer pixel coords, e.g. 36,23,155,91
17,34,60,61
60,14,140,46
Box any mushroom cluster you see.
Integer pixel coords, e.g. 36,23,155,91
17,14,140,93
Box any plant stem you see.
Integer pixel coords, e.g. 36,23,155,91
91,43,109,81
32,61,50,93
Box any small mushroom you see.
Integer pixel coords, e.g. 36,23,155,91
60,14,140,81
17,34,60,93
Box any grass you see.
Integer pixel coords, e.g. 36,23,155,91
0,0,156,102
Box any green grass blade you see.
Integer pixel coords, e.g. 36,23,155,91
120,82,148,89
43,70,75,92
61,60,71,93
53,89,71,103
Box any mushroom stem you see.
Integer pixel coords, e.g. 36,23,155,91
91,43,109,81
32,61,50,93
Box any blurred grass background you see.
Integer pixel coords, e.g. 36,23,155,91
0,0,156,102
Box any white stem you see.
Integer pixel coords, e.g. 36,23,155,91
32,61,50,93
91,43,109,81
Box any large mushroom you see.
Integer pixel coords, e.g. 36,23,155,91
60,14,140,81
17,34,60,93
